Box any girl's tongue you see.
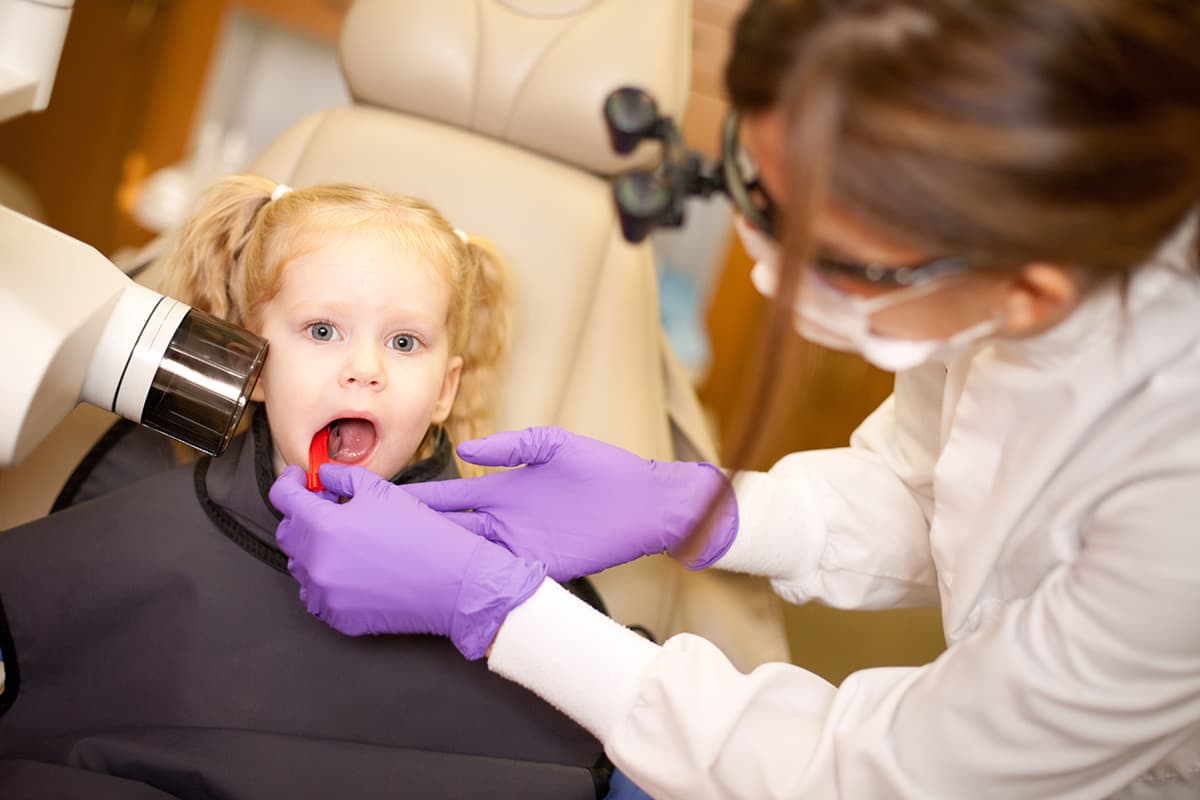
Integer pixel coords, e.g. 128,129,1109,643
305,419,378,492
327,418,376,463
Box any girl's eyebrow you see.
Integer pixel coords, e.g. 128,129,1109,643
289,298,353,313
287,299,441,330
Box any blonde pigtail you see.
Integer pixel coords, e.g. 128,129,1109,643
445,234,510,478
160,174,278,327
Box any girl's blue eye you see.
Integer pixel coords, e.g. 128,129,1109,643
308,322,338,342
389,333,421,353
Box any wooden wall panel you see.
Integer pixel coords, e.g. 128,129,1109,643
682,0,742,158
0,0,183,253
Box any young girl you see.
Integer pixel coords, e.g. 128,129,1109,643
167,175,508,483
0,176,609,799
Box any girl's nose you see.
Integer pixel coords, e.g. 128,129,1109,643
340,344,387,390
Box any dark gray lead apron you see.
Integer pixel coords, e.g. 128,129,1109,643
0,413,607,799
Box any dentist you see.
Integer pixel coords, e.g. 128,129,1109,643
269,1,1200,797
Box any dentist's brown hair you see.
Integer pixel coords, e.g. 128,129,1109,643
731,0,1200,459
682,0,1200,558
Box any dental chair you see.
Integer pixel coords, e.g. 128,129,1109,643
3,0,789,670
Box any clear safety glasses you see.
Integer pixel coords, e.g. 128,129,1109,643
726,112,983,292
736,213,983,316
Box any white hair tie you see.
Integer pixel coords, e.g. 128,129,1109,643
453,227,468,244
270,183,292,202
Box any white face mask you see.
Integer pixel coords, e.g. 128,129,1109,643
734,215,999,372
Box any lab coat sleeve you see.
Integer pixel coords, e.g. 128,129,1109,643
714,364,944,608
490,458,1200,800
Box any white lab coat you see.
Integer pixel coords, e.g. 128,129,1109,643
488,220,1200,799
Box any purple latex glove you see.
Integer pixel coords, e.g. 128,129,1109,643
269,463,546,659
402,426,738,583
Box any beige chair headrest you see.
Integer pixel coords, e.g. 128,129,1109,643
339,0,691,176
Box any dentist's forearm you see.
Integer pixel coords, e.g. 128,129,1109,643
487,579,660,740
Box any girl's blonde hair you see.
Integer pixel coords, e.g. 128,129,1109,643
161,174,509,477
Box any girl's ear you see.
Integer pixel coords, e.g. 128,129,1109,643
431,355,464,424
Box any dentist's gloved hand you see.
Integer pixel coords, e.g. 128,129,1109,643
402,426,738,583
269,463,546,659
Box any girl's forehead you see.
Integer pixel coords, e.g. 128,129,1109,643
285,230,445,280
272,231,454,310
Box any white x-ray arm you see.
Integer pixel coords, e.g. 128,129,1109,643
0,0,73,123
0,0,267,468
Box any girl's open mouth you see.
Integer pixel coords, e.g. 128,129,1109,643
324,418,377,464
305,418,378,492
